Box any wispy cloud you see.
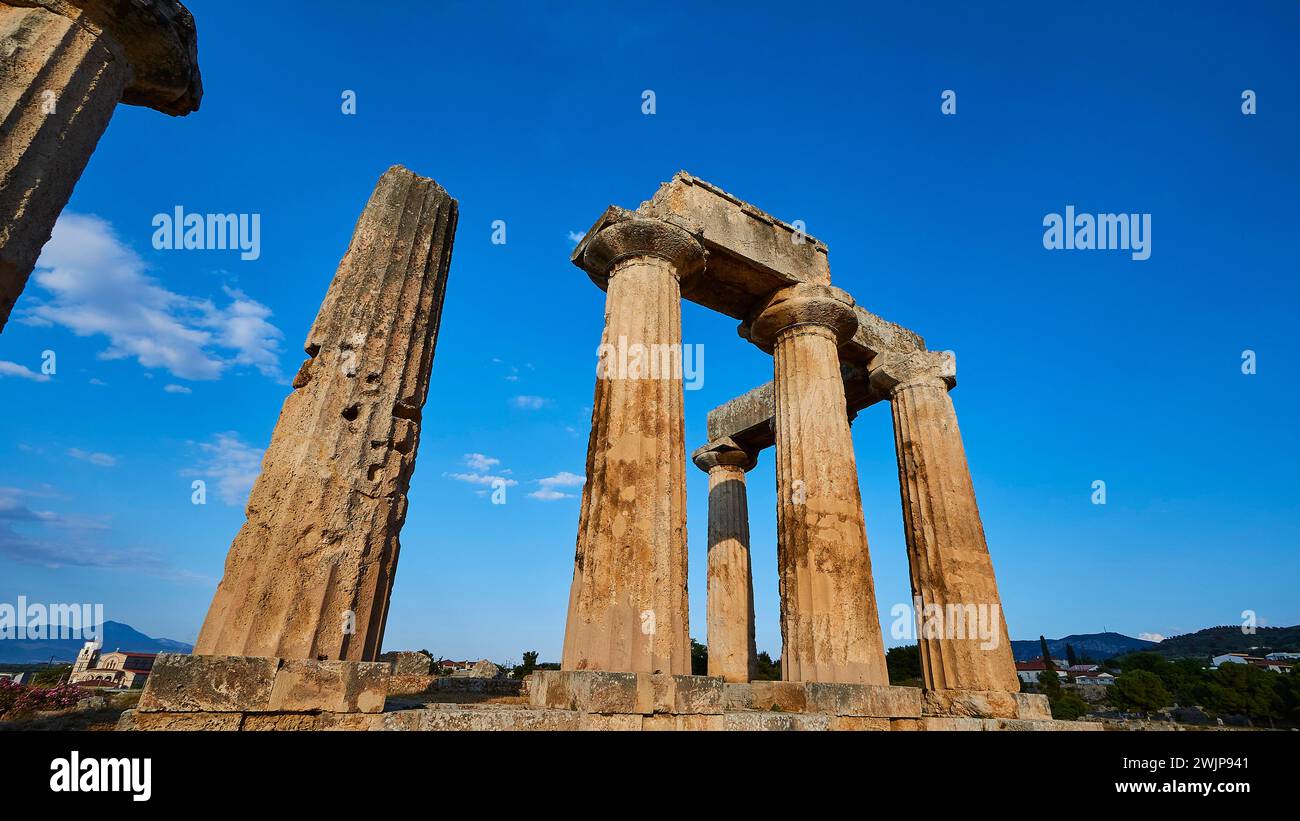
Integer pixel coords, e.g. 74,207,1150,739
443,454,517,490
184,432,265,506
529,470,584,501
0,486,204,581
67,448,116,468
567,230,584,245
511,395,551,410
1138,632,1165,643
22,213,284,381
0,360,50,382
163,384,192,394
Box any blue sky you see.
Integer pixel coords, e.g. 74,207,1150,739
1,1,1296,662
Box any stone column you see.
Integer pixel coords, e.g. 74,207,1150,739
692,438,758,683
562,217,705,675
748,283,888,685
870,350,1018,692
195,166,457,662
0,0,202,331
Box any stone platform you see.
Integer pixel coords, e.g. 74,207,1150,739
119,665,1099,731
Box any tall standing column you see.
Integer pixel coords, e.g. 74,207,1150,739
0,0,202,331
562,217,705,675
749,283,888,685
692,439,758,683
870,350,1018,692
195,166,457,662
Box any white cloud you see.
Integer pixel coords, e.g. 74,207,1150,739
444,471,518,487
530,470,585,500
511,395,550,410
23,213,284,381
67,448,116,468
567,230,584,245
463,453,500,472
1138,632,1165,643
88,378,106,386
0,360,50,382
185,432,265,506
163,384,192,394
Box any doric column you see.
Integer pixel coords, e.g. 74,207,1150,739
562,217,705,675
195,166,457,661
0,0,202,331
748,283,888,685
692,438,758,683
870,350,1018,692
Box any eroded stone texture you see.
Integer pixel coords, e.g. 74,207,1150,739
870,350,1018,693
0,0,201,331
562,218,704,675
195,166,457,661
692,438,758,683
749,283,888,685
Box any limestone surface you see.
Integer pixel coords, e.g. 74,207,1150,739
194,166,457,661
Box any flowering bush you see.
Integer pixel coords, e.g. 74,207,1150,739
0,680,87,719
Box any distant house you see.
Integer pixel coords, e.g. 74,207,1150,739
437,660,475,672
0,672,30,685
1014,658,1068,684
1211,652,1294,674
66,641,156,689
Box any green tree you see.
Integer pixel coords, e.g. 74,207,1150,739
1066,644,1078,668
1039,635,1055,671
513,650,539,680
690,639,708,676
886,645,922,687
1200,662,1283,723
30,665,69,687
1051,691,1090,721
754,651,781,681
1037,668,1063,700
1109,670,1172,714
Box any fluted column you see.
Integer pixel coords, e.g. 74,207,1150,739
195,166,457,661
749,283,888,685
0,0,202,331
692,439,758,683
870,350,1018,692
562,217,705,675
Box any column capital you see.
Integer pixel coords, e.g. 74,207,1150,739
746,283,858,353
575,216,706,288
868,350,956,395
26,0,204,115
691,438,757,473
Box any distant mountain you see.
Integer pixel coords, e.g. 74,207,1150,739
1150,625,1300,660
0,620,192,665
1011,632,1156,662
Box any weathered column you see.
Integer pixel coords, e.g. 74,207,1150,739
0,0,201,331
692,438,758,683
195,166,457,661
870,350,1018,692
562,217,705,675
748,283,888,685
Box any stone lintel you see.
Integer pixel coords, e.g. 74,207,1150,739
573,172,830,319
19,0,203,114
137,653,390,714
528,670,724,715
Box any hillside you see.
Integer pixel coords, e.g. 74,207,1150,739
0,621,192,664
1011,632,1156,662
1151,625,1300,659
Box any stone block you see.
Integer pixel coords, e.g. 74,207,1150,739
921,688,1023,719
267,659,389,714
137,653,277,713
387,674,436,695
650,674,723,714
804,683,921,718
241,713,323,731
379,651,432,676
117,709,242,731
1014,693,1052,720
579,713,644,731
829,716,890,731
747,681,808,713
